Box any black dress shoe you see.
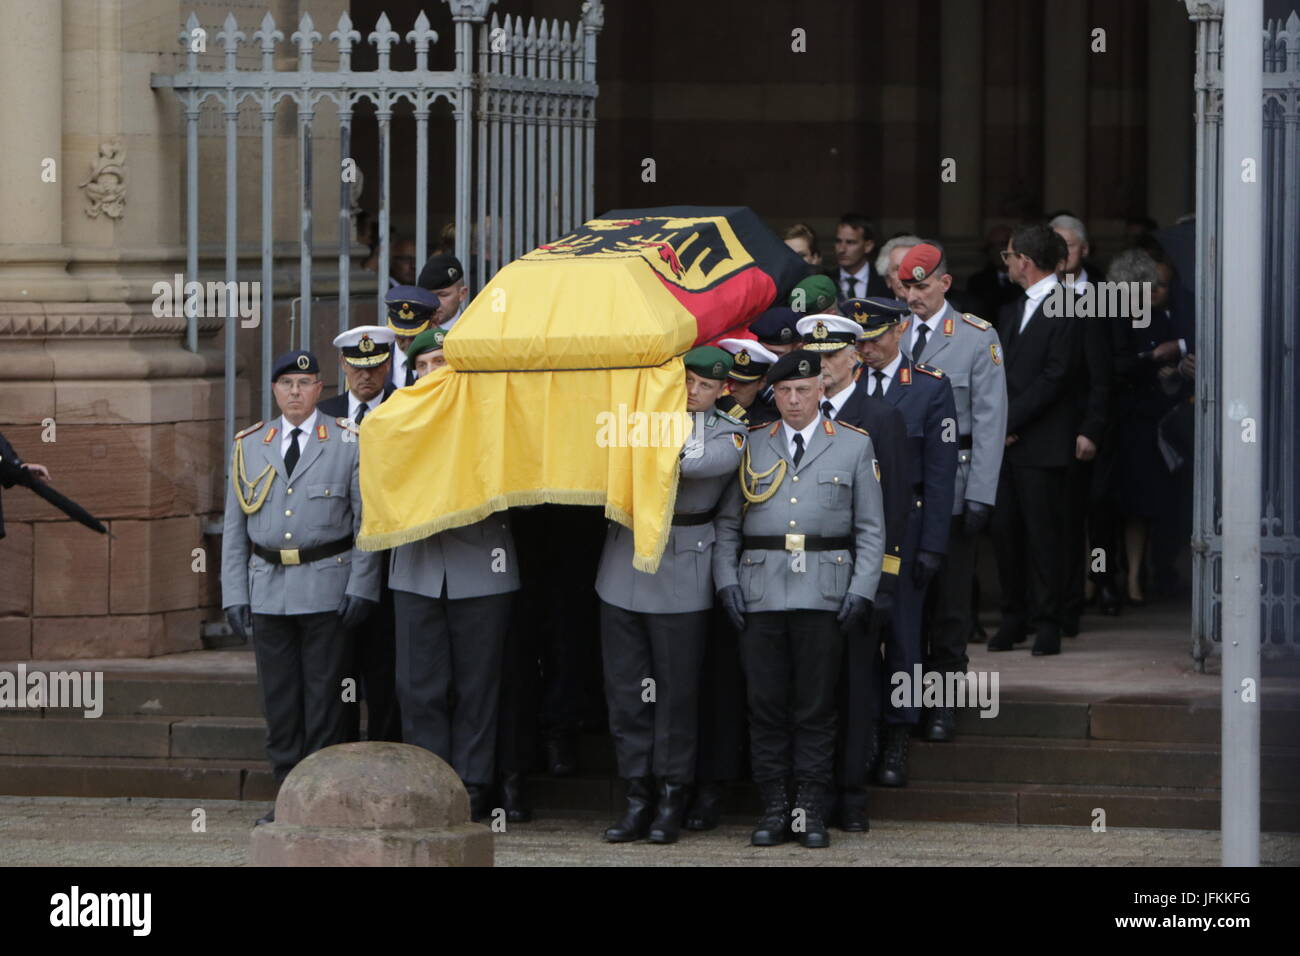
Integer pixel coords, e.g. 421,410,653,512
684,781,724,831
500,772,532,823
465,783,493,822
987,628,1025,651
604,777,654,842
836,787,870,832
923,706,956,742
1061,615,1080,637
793,782,830,848
1097,582,1122,616
255,808,275,826
544,733,578,777
1031,632,1061,656
750,780,791,846
874,724,910,787
647,779,689,844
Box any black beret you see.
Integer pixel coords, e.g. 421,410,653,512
767,349,821,384
271,350,320,381
417,253,465,291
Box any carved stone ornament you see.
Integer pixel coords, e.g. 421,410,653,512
79,140,127,220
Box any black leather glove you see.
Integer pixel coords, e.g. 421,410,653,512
717,584,746,632
338,595,377,631
964,500,992,535
226,604,253,640
913,550,943,590
871,588,894,623
836,593,871,632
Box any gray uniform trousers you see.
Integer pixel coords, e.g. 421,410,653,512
594,409,746,783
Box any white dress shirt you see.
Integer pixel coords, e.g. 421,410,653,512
280,410,318,458
864,352,903,397
782,417,822,462
838,262,872,299
348,391,383,423
911,301,948,355
821,379,857,418
1020,274,1060,333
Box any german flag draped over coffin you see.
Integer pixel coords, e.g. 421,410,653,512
356,206,806,572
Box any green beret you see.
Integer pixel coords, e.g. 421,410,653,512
683,345,733,381
406,326,447,361
789,274,838,314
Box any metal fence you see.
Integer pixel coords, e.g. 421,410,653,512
1187,4,1300,663
151,1,603,457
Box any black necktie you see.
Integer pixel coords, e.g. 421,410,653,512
354,403,367,426
284,427,303,476
404,364,415,387
913,323,930,362
792,432,805,467
872,370,886,396
821,400,834,419
843,275,858,299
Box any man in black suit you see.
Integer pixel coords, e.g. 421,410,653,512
828,213,891,304
318,325,402,742
990,224,1080,657
795,311,909,828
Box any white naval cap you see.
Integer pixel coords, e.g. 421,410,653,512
332,325,396,367
795,313,863,350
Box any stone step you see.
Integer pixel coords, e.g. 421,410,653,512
908,735,1300,791
0,674,262,719
0,755,275,802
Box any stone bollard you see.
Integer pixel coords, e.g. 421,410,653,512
250,742,493,866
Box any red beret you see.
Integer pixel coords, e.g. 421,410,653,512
899,243,943,284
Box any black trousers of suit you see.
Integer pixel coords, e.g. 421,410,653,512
693,604,749,783
393,588,511,785
343,582,402,743
495,600,540,775
251,611,353,784
599,602,706,781
740,610,843,788
835,612,880,789
924,514,978,675
992,463,1067,638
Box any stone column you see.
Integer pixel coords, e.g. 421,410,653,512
938,0,986,275
1040,0,1088,216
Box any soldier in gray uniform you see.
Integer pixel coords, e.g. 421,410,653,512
594,346,747,845
222,350,381,825
390,506,521,822
714,349,885,849
898,242,1008,742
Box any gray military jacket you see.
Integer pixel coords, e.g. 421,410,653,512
903,301,1008,511
595,409,747,614
714,416,885,613
221,415,381,615
389,513,521,600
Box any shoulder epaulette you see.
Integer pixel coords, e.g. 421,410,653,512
962,313,993,331
715,409,745,427
233,421,264,440
748,421,770,431
335,416,361,435
915,363,945,379
837,421,870,438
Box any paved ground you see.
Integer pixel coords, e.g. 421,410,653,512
2,796,1297,866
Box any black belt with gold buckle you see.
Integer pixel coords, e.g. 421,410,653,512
743,535,852,552
253,536,352,566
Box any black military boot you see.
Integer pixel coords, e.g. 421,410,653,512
923,705,956,742
837,786,870,832
793,782,831,848
499,771,532,823
544,731,579,777
647,779,689,844
874,724,911,787
750,779,792,847
604,777,655,842
465,783,493,822
684,781,724,831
